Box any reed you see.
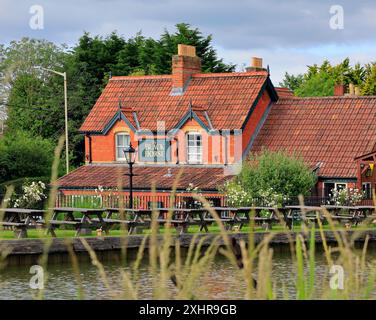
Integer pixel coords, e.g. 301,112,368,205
0,138,375,300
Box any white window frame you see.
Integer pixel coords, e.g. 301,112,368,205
115,132,130,161
362,182,372,200
186,132,203,164
323,182,348,197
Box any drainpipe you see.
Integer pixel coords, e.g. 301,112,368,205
222,131,229,165
174,137,179,164
87,134,92,164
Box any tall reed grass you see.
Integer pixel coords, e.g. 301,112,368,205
0,135,375,300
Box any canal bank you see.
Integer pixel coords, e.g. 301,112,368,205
1,229,376,265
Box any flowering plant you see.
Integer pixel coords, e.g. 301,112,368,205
221,181,252,207
258,187,289,207
329,187,364,206
221,181,288,208
8,181,47,209
185,183,203,208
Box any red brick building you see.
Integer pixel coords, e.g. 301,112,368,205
57,44,376,207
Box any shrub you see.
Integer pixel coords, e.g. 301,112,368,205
329,187,364,206
222,150,317,207
0,130,55,183
4,180,47,209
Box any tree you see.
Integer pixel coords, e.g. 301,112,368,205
157,23,235,74
361,62,376,95
0,38,66,111
223,150,317,206
0,130,55,183
295,71,336,97
279,58,367,97
279,72,304,91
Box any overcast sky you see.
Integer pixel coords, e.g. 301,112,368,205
1,0,376,83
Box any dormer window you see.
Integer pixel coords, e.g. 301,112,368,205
186,132,202,164
115,133,130,161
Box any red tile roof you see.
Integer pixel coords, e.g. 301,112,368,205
80,71,270,132
251,96,376,178
56,165,233,191
275,87,295,98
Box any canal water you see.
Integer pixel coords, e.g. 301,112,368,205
0,245,375,300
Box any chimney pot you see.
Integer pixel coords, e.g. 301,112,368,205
178,44,196,57
245,57,265,72
334,84,345,96
251,57,263,69
349,83,355,95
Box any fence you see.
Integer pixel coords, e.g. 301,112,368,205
55,193,224,209
0,193,374,210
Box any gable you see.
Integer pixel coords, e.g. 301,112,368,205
79,71,276,133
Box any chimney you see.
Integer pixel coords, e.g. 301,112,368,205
171,44,201,95
246,57,265,72
349,83,355,95
334,84,345,96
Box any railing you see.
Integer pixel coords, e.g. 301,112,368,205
0,193,374,210
55,193,224,209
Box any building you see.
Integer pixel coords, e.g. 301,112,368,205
57,44,376,207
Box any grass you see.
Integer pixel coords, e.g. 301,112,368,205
1,135,376,300
1,223,376,240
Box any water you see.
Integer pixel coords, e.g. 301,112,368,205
0,246,375,300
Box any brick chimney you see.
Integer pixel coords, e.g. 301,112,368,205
171,44,201,95
334,84,345,96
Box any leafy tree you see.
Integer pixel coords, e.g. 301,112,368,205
295,71,336,97
157,23,235,74
223,150,317,206
279,72,304,91
280,58,368,97
0,38,66,110
0,130,55,183
361,62,376,95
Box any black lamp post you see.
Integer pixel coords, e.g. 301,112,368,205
123,143,136,209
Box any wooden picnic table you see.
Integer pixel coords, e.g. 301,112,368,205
0,208,45,238
47,207,107,237
281,206,324,229
106,208,195,234
321,205,369,226
237,207,283,230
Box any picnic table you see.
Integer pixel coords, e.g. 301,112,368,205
283,206,323,229
106,208,195,234
0,208,45,238
47,207,107,237
235,207,280,230
321,205,367,226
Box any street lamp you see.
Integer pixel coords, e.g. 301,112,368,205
123,143,136,209
34,66,69,174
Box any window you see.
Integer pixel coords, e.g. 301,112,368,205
362,182,372,200
323,182,347,198
186,132,202,164
115,133,130,161
336,183,347,191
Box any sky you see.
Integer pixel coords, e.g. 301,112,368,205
1,0,376,84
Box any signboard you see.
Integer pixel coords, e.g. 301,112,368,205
138,139,171,162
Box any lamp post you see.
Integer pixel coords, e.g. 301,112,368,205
34,66,69,174
123,143,136,209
